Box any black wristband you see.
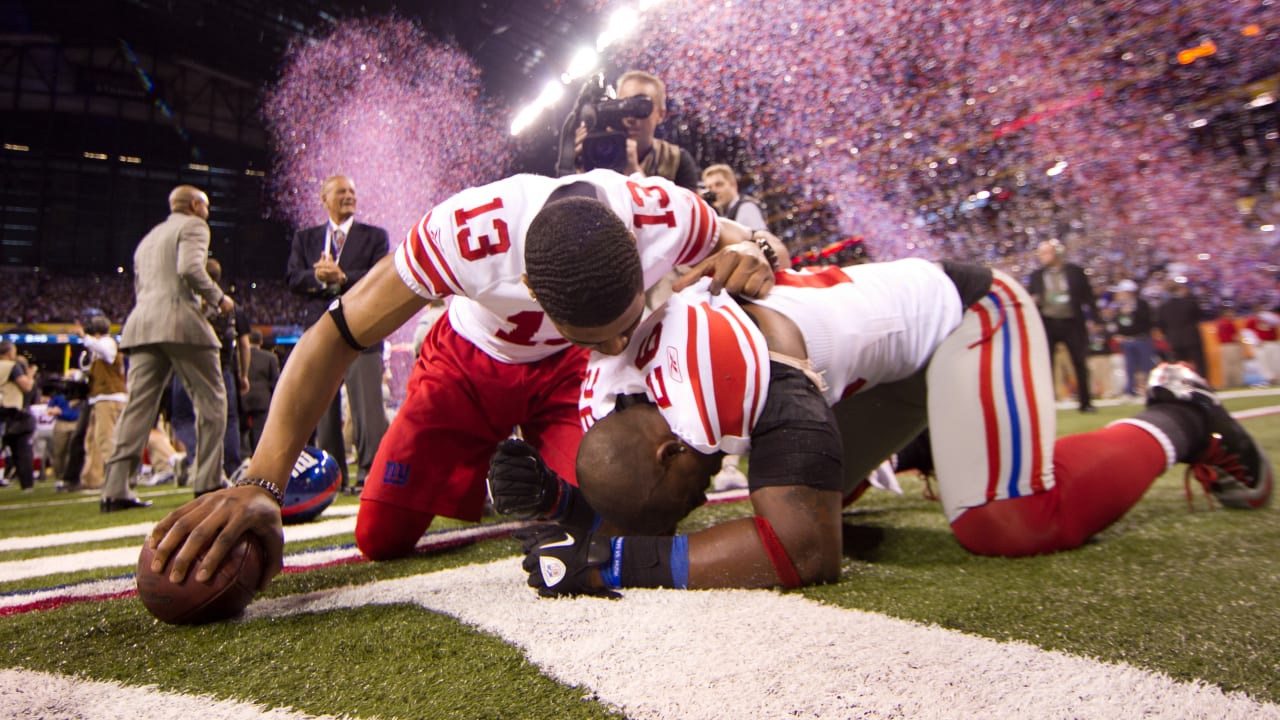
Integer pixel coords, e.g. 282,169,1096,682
615,536,679,588
753,231,780,271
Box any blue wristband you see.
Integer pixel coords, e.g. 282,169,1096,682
600,537,624,589
670,535,690,589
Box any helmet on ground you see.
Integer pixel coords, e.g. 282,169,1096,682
282,446,340,524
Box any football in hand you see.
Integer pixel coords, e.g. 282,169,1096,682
136,535,265,625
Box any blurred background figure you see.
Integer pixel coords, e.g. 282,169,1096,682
1244,306,1280,386
0,340,38,491
1110,279,1156,399
1156,279,1207,377
101,184,232,511
702,164,768,232
1028,240,1097,413
1215,306,1244,389
76,314,126,490
241,328,279,455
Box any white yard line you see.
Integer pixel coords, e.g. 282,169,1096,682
0,668,351,720
240,559,1280,720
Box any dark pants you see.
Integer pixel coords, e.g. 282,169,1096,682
2,413,35,489
172,370,241,476
62,406,92,483
1041,316,1092,410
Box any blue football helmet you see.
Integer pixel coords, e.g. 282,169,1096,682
282,446,340,524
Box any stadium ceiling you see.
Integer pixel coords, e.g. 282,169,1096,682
4,0,598,108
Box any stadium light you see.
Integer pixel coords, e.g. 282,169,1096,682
1046,160,1068,177
565,47,599,81
598,7,640,51
510,80,567,136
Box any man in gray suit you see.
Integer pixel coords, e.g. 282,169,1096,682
100,184,234,511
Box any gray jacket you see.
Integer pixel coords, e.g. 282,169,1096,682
120,212,224,349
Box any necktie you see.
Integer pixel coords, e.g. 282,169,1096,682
332,228,346,258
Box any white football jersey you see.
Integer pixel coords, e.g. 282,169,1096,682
581,258,966,452
393,169,721,363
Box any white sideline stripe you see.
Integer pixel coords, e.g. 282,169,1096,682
0,668,350,720
242,559,1280,720
0,506,359,553
0,521,528,590
0,517,359,583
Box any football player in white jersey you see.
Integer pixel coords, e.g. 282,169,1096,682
145,169,786,587
497,259,1271,595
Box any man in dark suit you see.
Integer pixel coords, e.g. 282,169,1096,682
240,328,279,454
1027,240,1097,413
101,185,233,510
286,175,389,492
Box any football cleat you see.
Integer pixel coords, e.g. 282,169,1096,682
1146,363,1273,509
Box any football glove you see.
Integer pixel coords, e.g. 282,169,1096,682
487,439,598,529
487,439,564,519
519,524,619,599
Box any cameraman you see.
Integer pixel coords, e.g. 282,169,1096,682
575,70,700,191
702,164,768,232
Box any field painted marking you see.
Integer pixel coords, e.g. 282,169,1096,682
242,558,1280,720
0,668,349,720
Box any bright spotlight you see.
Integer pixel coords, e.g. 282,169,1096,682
565,47,599,81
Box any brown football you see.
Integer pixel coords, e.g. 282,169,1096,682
136,535,264,625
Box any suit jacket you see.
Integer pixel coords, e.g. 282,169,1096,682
1027,262,1096,325
286,220,389,328
120,212,223,349
242,346,279,413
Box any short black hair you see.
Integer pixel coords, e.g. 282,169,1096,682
85,315,111,336
525,196,643,328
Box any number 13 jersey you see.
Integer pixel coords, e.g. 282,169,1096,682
393,169,721,364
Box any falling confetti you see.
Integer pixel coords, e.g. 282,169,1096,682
600,0,1279,309
263,15,515,392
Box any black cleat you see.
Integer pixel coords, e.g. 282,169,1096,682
1146,363,1273,509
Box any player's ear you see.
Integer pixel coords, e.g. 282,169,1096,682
656,439,685,467
521,273,536,302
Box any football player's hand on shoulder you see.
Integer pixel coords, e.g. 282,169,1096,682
674,242,776,299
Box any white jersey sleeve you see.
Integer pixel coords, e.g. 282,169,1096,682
580,279,770,455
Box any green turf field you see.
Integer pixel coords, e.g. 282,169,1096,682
1,394,1276,718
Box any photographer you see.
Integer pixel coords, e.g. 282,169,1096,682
702,164,768,232
567,70,700,191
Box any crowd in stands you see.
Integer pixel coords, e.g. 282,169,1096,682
0,268,311,330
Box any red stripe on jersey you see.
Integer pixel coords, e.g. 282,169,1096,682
676,193,716,266
701,303,750,438
719,304,765,434
977,300,1002,503
421,216,464,294
684,306,716,443
398,240,432,292
406,213,453,297
775,266,853,289
996,277,1046,492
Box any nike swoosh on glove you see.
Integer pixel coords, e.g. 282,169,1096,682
519,524,620,599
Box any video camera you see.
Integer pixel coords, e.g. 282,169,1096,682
556,74,654,176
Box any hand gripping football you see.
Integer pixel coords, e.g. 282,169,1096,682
136,534,264,625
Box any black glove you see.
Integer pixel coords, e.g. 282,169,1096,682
519,524,620,599
487,439,564,519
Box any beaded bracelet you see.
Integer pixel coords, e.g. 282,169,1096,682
234,477,285,506
753,231,780,270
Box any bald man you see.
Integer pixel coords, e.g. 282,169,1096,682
100,185,234,511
